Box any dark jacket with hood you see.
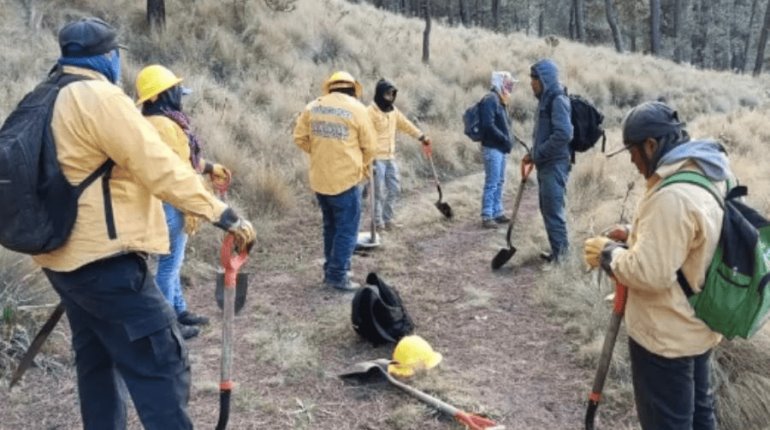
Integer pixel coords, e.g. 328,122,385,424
531,59,573,167
478,90,512,154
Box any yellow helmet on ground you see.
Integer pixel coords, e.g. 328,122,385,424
135,64,183,105
322,70,363,99
387,335,443,378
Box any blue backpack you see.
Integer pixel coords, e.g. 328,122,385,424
463,100,483,142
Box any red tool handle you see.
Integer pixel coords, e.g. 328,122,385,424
454,411,502,430
520,159,534,181
220,234,248,288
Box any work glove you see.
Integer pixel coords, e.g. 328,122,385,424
183,213,202,236
214,208,256,253
420,136,432,157
584,236,625,275
209,163,232,187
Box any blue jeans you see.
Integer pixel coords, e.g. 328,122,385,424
44,254,192,430
155,203,188,315
537,161,569,259
316,186,361,285
629,338,716,430
481,146,507,220
374,159,400,225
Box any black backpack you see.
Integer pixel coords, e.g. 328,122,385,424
548,90,606,163
463,100,483,142
351,273,415,346
0,69,113,254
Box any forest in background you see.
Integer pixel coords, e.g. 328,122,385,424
358,0,770,75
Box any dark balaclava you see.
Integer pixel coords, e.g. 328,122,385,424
374,78,397,112
142,85,184,115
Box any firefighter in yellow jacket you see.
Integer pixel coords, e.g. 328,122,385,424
34,18,255,429
367,78,431,229
294,71,376,291
135,64,230,340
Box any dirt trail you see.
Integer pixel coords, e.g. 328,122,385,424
0,174,595,430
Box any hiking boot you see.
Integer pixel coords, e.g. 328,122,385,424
539,251,553,263
494,215,511,224
178,311,209,326
324,279,361,292
179,325,199,340
482,219,498,229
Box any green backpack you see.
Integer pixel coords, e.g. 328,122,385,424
658,171,770,339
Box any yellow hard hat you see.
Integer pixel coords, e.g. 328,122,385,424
387,335,443,378
322,70,363,98
135,64,183,105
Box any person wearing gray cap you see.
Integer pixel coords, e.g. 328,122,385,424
30,17,255,429
583,101,728,429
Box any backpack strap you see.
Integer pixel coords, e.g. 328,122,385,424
53,70,118,240
657,170,724,298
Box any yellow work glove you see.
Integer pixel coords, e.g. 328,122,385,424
183,214,202,236
584,236,614,269
214,208,256,253
209,163,231,187
229,218,256,254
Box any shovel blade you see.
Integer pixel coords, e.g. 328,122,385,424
215,273,249,313
338,359,391,380
491,247,517,270
435,201,453,219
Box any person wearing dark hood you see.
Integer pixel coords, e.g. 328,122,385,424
136,64,232,340
522,59,573,262
478,71,517,229
367,78,431,230
32,18,255,429
584,101,726,430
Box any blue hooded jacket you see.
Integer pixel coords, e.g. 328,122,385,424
531,59,573,166
478,90,512,154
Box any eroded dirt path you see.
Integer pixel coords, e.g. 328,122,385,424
0,173,594,430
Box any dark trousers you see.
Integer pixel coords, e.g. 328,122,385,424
44,253,193,430
316,185,361,285
629,337,717,430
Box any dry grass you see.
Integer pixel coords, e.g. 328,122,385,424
2,0,770,428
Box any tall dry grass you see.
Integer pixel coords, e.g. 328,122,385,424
2,0,770,427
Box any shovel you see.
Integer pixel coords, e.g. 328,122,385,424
213,175,249,313
585,280,628,430
215,234,249,430
491,162,534,270
426,153,453,219
357,165,380,249
340,359,504,430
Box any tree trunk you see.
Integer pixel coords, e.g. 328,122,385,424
492,0,500,30
754,0,770,75
422,0,431,64
673,0,684,62
459,0,469,25
649,0,661,55
147,0,165,32
569,3,576,39
742,0,760,72
605,0,624,52
573,0,585,41
692,0,711,67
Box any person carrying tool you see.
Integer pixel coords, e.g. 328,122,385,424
294,71,376,292
522,59,572,263
583,101,727,430
478,71,517,229
31,18,255,429
135,64,231,340
366,78,432,230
